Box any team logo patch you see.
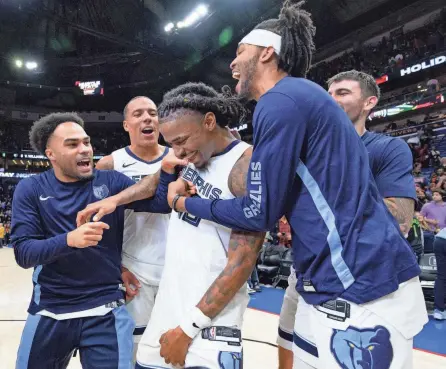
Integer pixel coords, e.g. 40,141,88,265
330,325,393,369
93,184,109,200
218,351,242,369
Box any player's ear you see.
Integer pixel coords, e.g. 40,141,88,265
259,46,276,63
123,120,129,132
203,112,217,131
364,96,378,113
45,147,55,161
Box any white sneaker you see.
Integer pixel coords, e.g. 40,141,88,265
247,286,256,294
433,309,446,320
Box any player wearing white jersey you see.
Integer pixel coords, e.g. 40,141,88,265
133,82,265,369
96,96,170,355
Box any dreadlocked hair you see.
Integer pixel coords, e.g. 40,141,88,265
254,0,315,77
158,82,249,128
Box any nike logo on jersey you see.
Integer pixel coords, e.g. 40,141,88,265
122,162,137,168
39,195,54,201
193,323,199,328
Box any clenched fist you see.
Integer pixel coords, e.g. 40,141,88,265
67,222,110,248
161,149,189,174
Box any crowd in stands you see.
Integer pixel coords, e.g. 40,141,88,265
0,183,15,247
0,120,130,156
309,8,446,87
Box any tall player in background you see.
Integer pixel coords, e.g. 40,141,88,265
277,70,417,369
167,1,427,368
96,96,170,356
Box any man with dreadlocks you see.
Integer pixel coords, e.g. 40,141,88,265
77,82,265,368
167,1,428,368
134,82,265,369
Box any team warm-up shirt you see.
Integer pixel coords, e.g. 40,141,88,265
11,168,174,315
185,76,420,306
362,131,416,200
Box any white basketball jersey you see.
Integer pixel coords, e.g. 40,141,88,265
140,140,251,353
112,146,170,286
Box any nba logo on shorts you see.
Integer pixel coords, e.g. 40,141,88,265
93,185,109,200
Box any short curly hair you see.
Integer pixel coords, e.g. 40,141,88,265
158,82,249,128
29,112,85,155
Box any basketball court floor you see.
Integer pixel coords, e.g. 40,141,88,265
1,247,445,369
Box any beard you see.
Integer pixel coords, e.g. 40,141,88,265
61,160,94,182
237,53,261,101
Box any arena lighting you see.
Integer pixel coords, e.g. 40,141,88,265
25,61,38,70
15,60,23,68
164,22,174,32
196,4,208,16
183,4,208,27
169,4,208,32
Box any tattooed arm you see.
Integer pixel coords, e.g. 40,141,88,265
196,147,266,319
76,150,186,225
158,147,265,367
383,197,415,237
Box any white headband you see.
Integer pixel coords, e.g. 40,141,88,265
239,29,282,55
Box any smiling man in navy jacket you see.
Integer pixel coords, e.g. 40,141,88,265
11,112,182,369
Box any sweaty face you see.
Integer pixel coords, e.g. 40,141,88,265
124,97,159,147
328,80,366,124
46,122,94,181
230,44,261,100
159,114,215,169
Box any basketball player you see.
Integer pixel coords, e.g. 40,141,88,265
276,70,417,368
12,112,181,369
167,1,428,368
77,82,265,369
96,96,170,355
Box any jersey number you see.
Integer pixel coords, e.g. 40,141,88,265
178,194,202,227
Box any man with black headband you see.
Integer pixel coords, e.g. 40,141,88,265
167,1,428,368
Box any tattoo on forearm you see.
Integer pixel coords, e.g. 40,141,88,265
383,197,414,235
228,149,251,196
197,230,265,319
117,171,161,205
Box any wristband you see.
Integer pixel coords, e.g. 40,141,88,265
172,194,182,212
179,307,212,339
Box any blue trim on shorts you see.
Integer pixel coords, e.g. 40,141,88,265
16,314,41,369
112,305,135,369
278,327,293,343
293,331,319,358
